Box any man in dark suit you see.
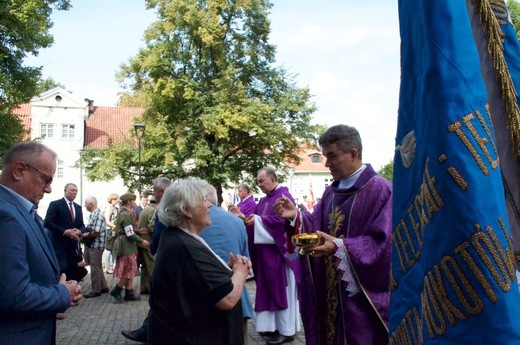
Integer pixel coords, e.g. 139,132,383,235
44,183,87,282
0,141,82,344
134,194,148,219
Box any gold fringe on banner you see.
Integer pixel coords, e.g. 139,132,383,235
472,0,520,160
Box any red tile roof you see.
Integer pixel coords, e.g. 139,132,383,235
85,106,144,149
289,149,329,173
12,104,32,139
13,103,327,173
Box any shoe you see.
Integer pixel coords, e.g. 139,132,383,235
124,289,141,301
140,290,149,295
56,313,65,320
106,269,114,274
84,292,101,299
100,288,109,293
121,329,147,343
259,331,278,337
110,286,124,303
266,334,295,345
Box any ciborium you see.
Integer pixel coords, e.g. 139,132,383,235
291,233,323,255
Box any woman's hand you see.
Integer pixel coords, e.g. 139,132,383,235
229,253,251,275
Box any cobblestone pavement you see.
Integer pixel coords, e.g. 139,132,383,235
57,272,305,344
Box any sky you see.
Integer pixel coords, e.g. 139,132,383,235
26,0,401,170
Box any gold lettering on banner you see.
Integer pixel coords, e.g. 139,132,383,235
454,241,498,303
498,216,517,276
389,307,423,345
475,107,499,165
423,272,446,336
447,110,499,176
391,217,517,341
473,227,512,291
447,120,488,174
447,167,469,190
463,111,499,169
393,221,409,273
441,255,483,315
428,264,466,324
393,159,443,273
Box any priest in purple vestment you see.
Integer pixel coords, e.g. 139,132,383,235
233,183,257,267
239,168,301,345
236,183,256,217
275,125,392,345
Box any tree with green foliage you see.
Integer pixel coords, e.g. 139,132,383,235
82,0,322,199
0,0,71,156
35,77,65,96
378,160,394,182
508,0,520,37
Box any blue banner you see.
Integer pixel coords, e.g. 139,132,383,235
390,1,520,344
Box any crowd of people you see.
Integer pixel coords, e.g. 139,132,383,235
0,124,393,345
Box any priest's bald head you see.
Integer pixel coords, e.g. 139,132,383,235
256,167,278,195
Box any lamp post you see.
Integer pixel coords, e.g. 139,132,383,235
134,122,146,195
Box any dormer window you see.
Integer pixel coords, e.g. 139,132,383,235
62,124,75,139
309,153,322,164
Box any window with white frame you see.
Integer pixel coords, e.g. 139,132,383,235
62,124,75,139
57,160,64,178
310,153,322,163
40,123,54,139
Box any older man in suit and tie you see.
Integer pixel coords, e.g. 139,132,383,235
45,183,88,282
0,141,82,344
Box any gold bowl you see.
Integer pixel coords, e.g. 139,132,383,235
291,233,323,248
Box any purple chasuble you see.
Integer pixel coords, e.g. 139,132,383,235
237,195,256,217
300,164,392,345
249,186,300,312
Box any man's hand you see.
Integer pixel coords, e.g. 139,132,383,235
140,240,150,249
63,229,80,241
305,231,337,257
228,205,245,219
245,215,255,226
273,195,297,219
59,273,83,306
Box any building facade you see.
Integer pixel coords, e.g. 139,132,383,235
13,87,331,215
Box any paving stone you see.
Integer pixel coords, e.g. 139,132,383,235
57,271,305,344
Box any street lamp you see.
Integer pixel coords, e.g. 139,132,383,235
134,122,146,195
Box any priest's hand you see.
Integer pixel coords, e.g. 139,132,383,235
245,214,256,226
307,231,337,257
274,195,297,220
229,205,245,219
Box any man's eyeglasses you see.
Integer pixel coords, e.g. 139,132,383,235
24,163,53,187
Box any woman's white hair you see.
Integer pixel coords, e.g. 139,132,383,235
157,177,209,228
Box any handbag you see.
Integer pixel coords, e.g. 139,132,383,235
106,232,114,251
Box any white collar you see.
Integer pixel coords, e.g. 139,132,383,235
338,164,366,189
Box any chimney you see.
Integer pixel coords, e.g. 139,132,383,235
84,98,95,114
